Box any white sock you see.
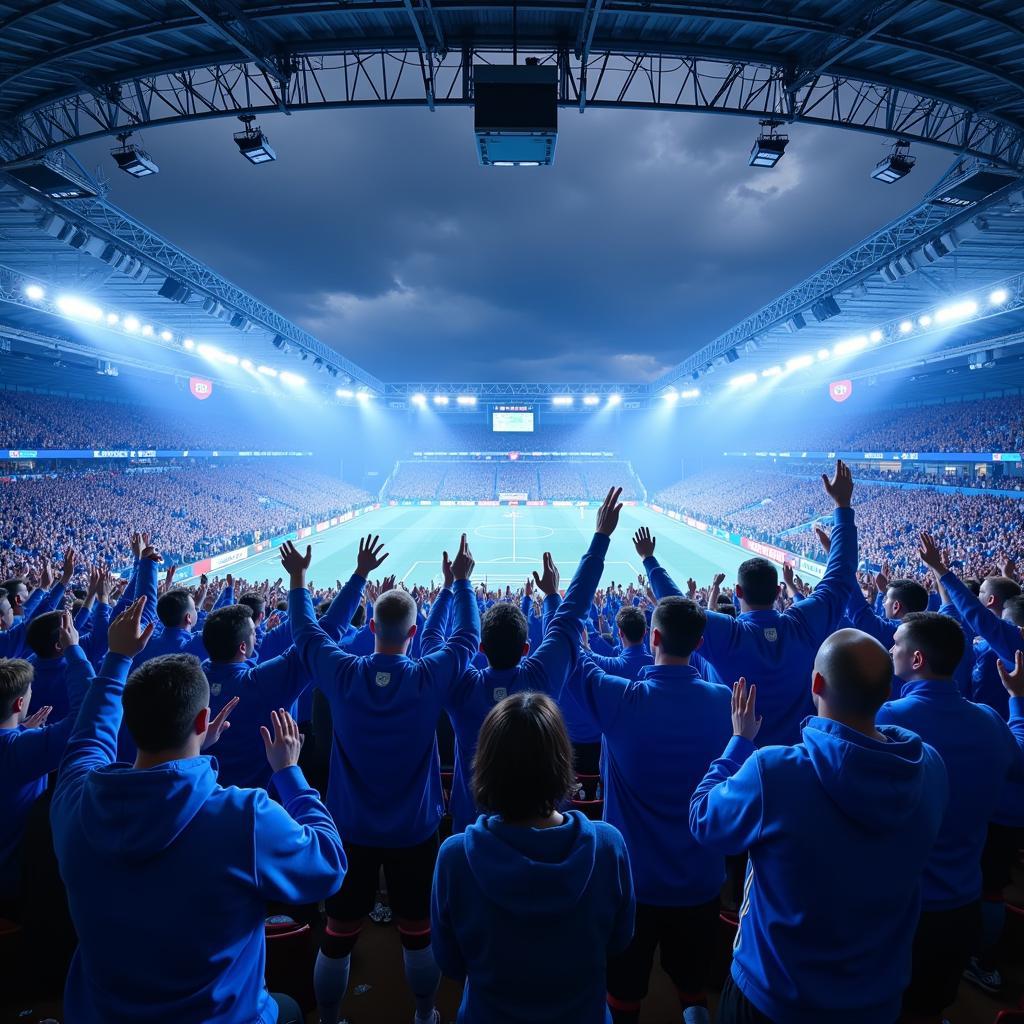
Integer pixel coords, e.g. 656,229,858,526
314,950,351,1024
404,944,440,1021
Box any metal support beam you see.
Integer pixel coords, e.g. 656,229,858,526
575,0,606,111
400,0,436,109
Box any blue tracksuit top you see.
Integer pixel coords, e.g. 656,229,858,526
433,534,609,833
431,810,634,1024
568,659,733,905
691,719,948,1024
646,506,857,747
132,625,206,670
583,643,653,680
0,643,93,901
941,571,1024,826
878,681,1024,909
50,653,346,1024
0,582,68,660
288,576,479,846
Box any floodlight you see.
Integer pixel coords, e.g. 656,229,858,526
111,134,159,177
337,388,354,398
990,288,1009,305
411,393,427,406
662,390,678,403
607,393,622,406
871,141,915,184
834,336,868,355
728,372,758,388
749,120,789,168
817,348,831,360
241,359,254,370
869,329,883,343
234,115,276,164
56,295,103,321
786,354,814,371
899,321,913,334
160,330,173,341
23,284,44,301
433,395,450,405
197,344,219,359
680,388,700,399
106,313,120,326
141,324,154,337
918,315,932,327
221,353,239,366
583,395,600,406
761,366,782,377
258,365,278,377
280,371,306,386
356,391,371,402
552,395,574,406
456,395,477,405
935,299,978,324
183,338,196,350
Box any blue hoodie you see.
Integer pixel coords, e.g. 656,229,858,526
431,810,634,1023
0,581,69,660
878,681,1024,909
691,719,948,1024
568,659,733,905
434,534,610,832
288,576,479,846
50,652,346,1024
647,506,857,748
0,644,93,901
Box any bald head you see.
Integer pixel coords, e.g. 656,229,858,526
813,628,893,718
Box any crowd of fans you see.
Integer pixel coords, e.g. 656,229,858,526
0,464,371,576
2,468,1023,1024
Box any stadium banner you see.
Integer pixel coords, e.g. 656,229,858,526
210,548,249,571
526,500,547,507
440,500,457,506
722,450,1024,464
499,492,529,502
478,500,500,506
316,521,330,532
297,526,313,539
3,448,315,460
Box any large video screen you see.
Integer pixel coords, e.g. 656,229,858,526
492,405,535,433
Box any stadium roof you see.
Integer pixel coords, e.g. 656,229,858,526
0,1,1023,166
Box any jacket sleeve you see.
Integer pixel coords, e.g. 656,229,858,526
785,506,857,639
110,561,140,620
420,589,453,657
942,571,1024,664
424,580,481,698
135,557,160,628
845,584,896,646
288,586,359,693
608,838,636,956
565,657,629,732
689,736,764,855
52,652,132,814
253,764,347,902
430,843,466,982
213,581,235,609
643,555,684,599
256,619,292,662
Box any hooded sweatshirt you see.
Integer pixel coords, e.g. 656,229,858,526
50,652,346,1024
878,680,1024,909
431,810,634,1023
646,506,857,747
690,718,948,1024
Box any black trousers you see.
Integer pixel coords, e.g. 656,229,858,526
902,901,982,1015
606,897,719,1002
716,976,775,1024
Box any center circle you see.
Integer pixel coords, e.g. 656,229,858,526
474,524,555,541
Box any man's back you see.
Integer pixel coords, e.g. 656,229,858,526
692,717,948,1024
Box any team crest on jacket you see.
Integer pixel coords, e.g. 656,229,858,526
375,672,391,688
763,628,778,642
492,687,507,702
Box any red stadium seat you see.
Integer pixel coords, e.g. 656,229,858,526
571,773,603,820
264,915,315,1011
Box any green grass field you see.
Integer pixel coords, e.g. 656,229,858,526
208,504,755,591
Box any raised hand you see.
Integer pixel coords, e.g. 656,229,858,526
265,611,282,631
23,705,53,729
821,459,853,508
261,708,304,773
57,610,79,650
712,572,726,588
39,559,54,591
731,678,762,741
380,575,397,594
595,487,624,537
1000,553,1018,582
632,526,655,559
356,534,389,578
107,597,155,657
201,695,240,751
130,532,144,560
997,650,1024,698
918,532,949,575
782,562,796,589
140,544,162,563
279,540,312,585
874,560,890,594
441,549,455,589
532,552,560,597
686,577,698,599
813,524,832,555
524,576,534,599
161,564,177,594
450,533,475,582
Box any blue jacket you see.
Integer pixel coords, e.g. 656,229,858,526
132,625,206,670
691,718,948,1024
0,644,93,900
431,810,634,1024
288,577,479,846
647,507,857,747
878,681,1024,909
436,534,610,832
583,643,653,681
568,659,732,905
49,655,346,1024
50,653,346,1024
0,582,68,660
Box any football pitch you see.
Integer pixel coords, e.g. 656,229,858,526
207,505,756,591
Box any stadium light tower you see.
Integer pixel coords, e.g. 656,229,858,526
111,133,159,177
234,115,277,165
871,140,916,183
749,120,789,168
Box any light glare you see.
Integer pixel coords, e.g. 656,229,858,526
24,284,45,301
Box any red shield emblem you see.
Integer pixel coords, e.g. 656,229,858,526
189,376,213,401
829,380,853,403
508,451,519,461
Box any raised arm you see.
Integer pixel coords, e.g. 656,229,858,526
634,526,684,599
424,535,481,688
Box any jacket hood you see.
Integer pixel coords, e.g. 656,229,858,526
801,717,932,833
464,810,597,913
79,756,219,863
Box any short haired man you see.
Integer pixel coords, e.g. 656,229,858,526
1,549,78,660
878,612,1024,1022
691,630,948,1024
568,596,730,1024
50,595,345,1024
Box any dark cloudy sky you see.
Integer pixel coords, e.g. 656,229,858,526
77,107,951,383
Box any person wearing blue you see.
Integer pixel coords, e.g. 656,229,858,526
567,596,731,1024
691,629,948,1024
0,549,77,660
431,691,635,1024
132,586,208,668
0,612,93,916
50,593,346,1024
582,605,653,679
432,488,624,834
875,611,1024,1023
639,460,859,748
917,533,1024,994
281,532,480,1024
